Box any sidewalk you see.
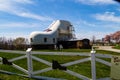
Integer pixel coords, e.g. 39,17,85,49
96,46,120,53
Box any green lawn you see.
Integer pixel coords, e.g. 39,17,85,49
34,48,91,52
0,49,120,80
0,74,34,80
113,44,120,49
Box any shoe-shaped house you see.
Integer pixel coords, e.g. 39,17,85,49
30,20,75,49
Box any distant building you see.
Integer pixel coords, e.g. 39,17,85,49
59,39,91,49
29,20,91,49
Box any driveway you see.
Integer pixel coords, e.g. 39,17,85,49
96,46,120,53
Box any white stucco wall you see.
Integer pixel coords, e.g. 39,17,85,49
29,20,74,45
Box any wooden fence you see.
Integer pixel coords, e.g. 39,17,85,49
0,48,112,80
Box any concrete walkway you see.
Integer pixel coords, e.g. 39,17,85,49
95,46,120,53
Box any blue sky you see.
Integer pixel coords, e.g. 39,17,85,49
0,0,120,40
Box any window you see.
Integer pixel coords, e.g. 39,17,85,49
67,26,70,30
30,38,33,42
58,28,60,33
53,38,55,43
44,38,47,42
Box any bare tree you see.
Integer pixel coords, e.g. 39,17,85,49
0,37,29,50
92,35,96,45
13,37,26,50
0,37,7,49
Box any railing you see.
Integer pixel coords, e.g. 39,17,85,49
0,48,112,80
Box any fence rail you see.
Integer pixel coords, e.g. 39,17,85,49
0,48,112,80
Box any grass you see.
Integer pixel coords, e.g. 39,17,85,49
96,50,120,55
0,74,34,80
0,49,120,80
34,48,91,52
113,44,120,49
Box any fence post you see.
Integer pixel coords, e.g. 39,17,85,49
91,47,96,80
26,48,33,78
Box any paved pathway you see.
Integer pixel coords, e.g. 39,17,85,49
95,46,120,53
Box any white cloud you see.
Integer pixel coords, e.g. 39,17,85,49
94,12,120,23
13,0,34,4
0,0,34,11
74,20,96,27
76,30,112,40
0,0,53,21
117,8,120,12
0,32,29,39
73,19,120,39
0,21,52,30
0,22,38,28
76,0,116,5
16,12,53,21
